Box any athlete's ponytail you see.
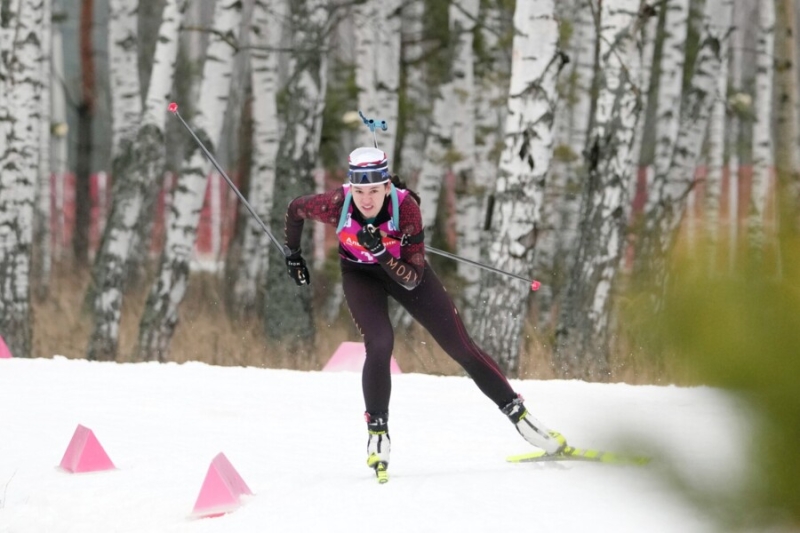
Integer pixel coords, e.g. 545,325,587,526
390,175,421,204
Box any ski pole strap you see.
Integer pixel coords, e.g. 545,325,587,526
390,184,399,229
336,190,353,234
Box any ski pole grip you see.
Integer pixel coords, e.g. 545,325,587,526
530,280,541,291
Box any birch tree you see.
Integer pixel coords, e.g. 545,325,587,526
138,0,242,362
633,0,732,293
263,0,330,354
397,0,430,179
417,0,483,234
773,0,799,236
353,0,402,157
651,0,690,180
0,0,44,358
747,0,775,259
230,0,285,315
86,0,187,362
450,0,480,275
33,0,53,299
553,0,645,380
73,0,95,267
533,0,597,329
704,0,735,274
471,0,563,376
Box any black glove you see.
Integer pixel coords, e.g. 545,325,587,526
357,225,386,257
284,246,310,286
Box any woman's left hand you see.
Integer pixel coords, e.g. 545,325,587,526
357,225,386,257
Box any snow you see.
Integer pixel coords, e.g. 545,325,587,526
0,356,752,533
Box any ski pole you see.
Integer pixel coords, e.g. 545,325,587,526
168,102,287,257
424,246,541,291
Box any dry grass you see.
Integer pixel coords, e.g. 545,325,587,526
31,261,682,385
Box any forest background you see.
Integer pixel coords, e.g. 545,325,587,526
1,0,799,386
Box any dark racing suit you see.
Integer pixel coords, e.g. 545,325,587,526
284,186,518,416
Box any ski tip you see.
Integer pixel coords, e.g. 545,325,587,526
168,102,178,114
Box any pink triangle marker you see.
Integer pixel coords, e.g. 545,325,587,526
192,452,253,518
59,424,116,473
0,335,12,358
322,341,401,374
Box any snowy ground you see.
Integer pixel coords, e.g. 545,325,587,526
0,356,752,533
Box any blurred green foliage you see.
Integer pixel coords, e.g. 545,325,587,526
637,241,800,530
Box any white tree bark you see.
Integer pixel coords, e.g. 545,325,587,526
86,0,187,362
533,0,597,329
451,0,479,273
108,0,141,158
554,0,644,380
0,0,44,358
417,0,482,233
397,0,430,180
453,0,486,320
651,0,690,181
705,0,735,274
263,0,330,352
138,0,242,362
231,0,286,314
727,0,749,271
33,0,53,298
774,0,800,233
633,0,731,290
748,0,775,257
353,0,402,157
472,0,562,376
51,19,69,261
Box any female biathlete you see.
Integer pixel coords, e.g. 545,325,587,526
282,146,566,481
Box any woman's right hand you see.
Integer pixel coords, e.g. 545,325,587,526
284,246,310,286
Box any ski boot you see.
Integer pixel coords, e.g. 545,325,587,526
365,412,390,483
501,396,567,455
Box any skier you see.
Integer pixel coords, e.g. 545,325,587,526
282,145,566,481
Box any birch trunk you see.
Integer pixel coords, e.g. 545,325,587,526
704,0,734,275
85,0,141,360
651,0,690,180
230,0,285,315
33,0,53,299
471,0,562,377
86,0,187,362
397,0,430,179
553,0,644,380
452,0,483,321
137,0,242,362
727,1,749,271
51,20,69,261
458,4,511,325
533,0,597,329
773,0,800,236
417,0,482,233
0,0,43,358
748,0,775,259
633,0,731,292
263,0,330,355
353,0,402,158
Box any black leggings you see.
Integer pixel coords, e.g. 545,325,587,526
341,260,517,415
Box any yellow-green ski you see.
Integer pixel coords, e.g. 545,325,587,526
507,445,650,466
